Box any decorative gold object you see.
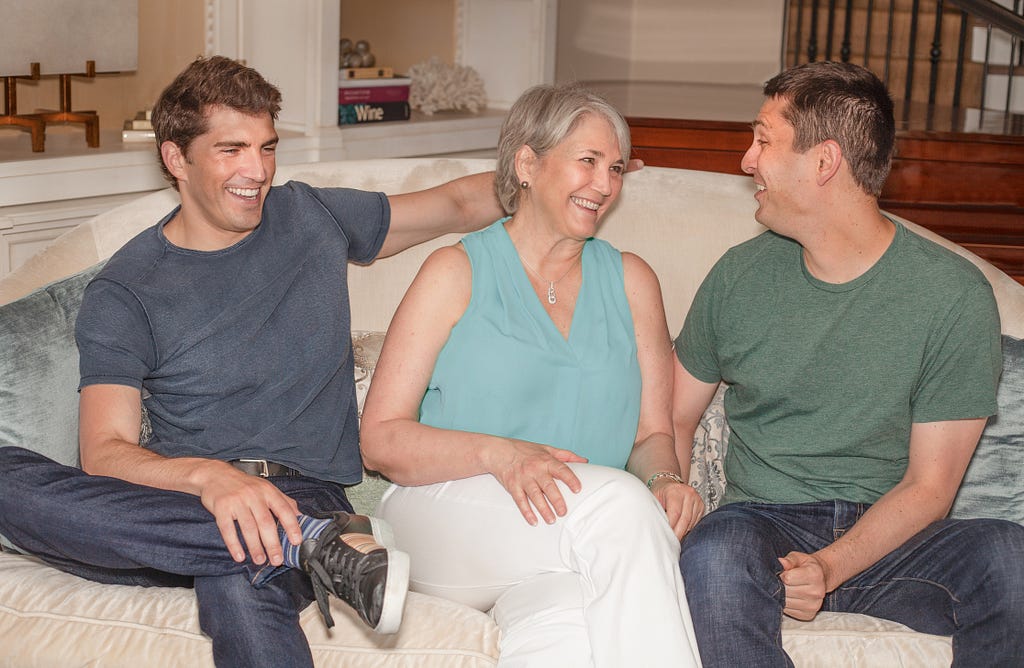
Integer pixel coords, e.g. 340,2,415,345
0,60,103,152
33,60,100,149
0,62,45,152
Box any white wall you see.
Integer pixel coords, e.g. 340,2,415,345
556,0,787,85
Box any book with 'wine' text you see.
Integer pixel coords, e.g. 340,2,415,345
338,101,411,125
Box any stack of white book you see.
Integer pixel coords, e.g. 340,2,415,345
122,110,155,143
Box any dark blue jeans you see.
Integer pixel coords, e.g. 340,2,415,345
0,446,354,668
680,501,1024,668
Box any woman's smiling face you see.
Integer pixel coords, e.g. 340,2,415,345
525,113,626,240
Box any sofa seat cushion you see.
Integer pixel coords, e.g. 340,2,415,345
781,612,951,666
0,551,500,667
0,550,953,668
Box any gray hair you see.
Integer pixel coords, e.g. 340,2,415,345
495,82,631,213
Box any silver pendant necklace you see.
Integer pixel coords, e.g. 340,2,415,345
519,253,579,304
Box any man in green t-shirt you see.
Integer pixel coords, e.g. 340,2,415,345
673,61,1024,667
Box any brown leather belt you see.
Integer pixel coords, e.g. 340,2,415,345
229,458,303,478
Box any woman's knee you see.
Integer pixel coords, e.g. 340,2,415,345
569,464,659,517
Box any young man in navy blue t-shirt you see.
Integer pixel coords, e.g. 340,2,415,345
0,56,502,667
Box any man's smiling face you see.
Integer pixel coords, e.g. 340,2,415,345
169,105,279,249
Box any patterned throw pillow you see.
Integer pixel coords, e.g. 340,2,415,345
689,384,729,513
348,330,392,515
352,330,386,420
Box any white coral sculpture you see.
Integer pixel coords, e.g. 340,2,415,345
408,57,487,115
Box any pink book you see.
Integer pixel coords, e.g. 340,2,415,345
338,85,410,104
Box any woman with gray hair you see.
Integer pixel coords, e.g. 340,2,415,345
361,83,702,666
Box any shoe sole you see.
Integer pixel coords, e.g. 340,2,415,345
368,516,396,549
373,548,410,635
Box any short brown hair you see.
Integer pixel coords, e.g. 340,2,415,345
151,56,282,189
496,82,631,213
764,61,895,197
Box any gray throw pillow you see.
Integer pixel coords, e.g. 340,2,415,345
950,334,1024,525
0,263,105,466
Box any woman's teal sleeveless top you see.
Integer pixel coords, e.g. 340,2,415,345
418,219,641,468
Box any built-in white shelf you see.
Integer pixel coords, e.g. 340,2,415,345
1,110,502,206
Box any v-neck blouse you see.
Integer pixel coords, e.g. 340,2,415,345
418,219,641,468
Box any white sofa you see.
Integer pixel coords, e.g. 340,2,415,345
2,158,1022,667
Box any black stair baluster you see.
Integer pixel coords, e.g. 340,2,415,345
809,0,821,61
928,0,945,107
842,0,854,61
952,10,968,113
826,0,837,60
1006,0,1021,126
865,0,876,68
793,0,807,66
906,0,922,113
885,0,896,86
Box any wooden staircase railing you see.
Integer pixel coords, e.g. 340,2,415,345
786,0,1023,121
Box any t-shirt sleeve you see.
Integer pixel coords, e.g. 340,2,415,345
75,278,155,391
311,186,391,264
912,280,1002,422
674,262,724,384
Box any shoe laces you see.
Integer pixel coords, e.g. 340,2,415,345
303,524,384,629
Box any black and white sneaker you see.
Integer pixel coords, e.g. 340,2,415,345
299,512,409,633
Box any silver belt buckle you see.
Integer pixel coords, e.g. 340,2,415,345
237,458,271,477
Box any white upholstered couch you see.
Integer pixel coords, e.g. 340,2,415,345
2,158,1023,667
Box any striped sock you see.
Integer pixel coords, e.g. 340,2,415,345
282,514,331,568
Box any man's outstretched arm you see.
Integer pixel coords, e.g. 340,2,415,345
381,172,502,258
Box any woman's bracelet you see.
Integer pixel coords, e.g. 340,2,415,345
645,471,685,490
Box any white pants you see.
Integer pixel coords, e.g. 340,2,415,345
377,464,702,668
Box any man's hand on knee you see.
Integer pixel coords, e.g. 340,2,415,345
194,460,301,565
778,551,827,621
